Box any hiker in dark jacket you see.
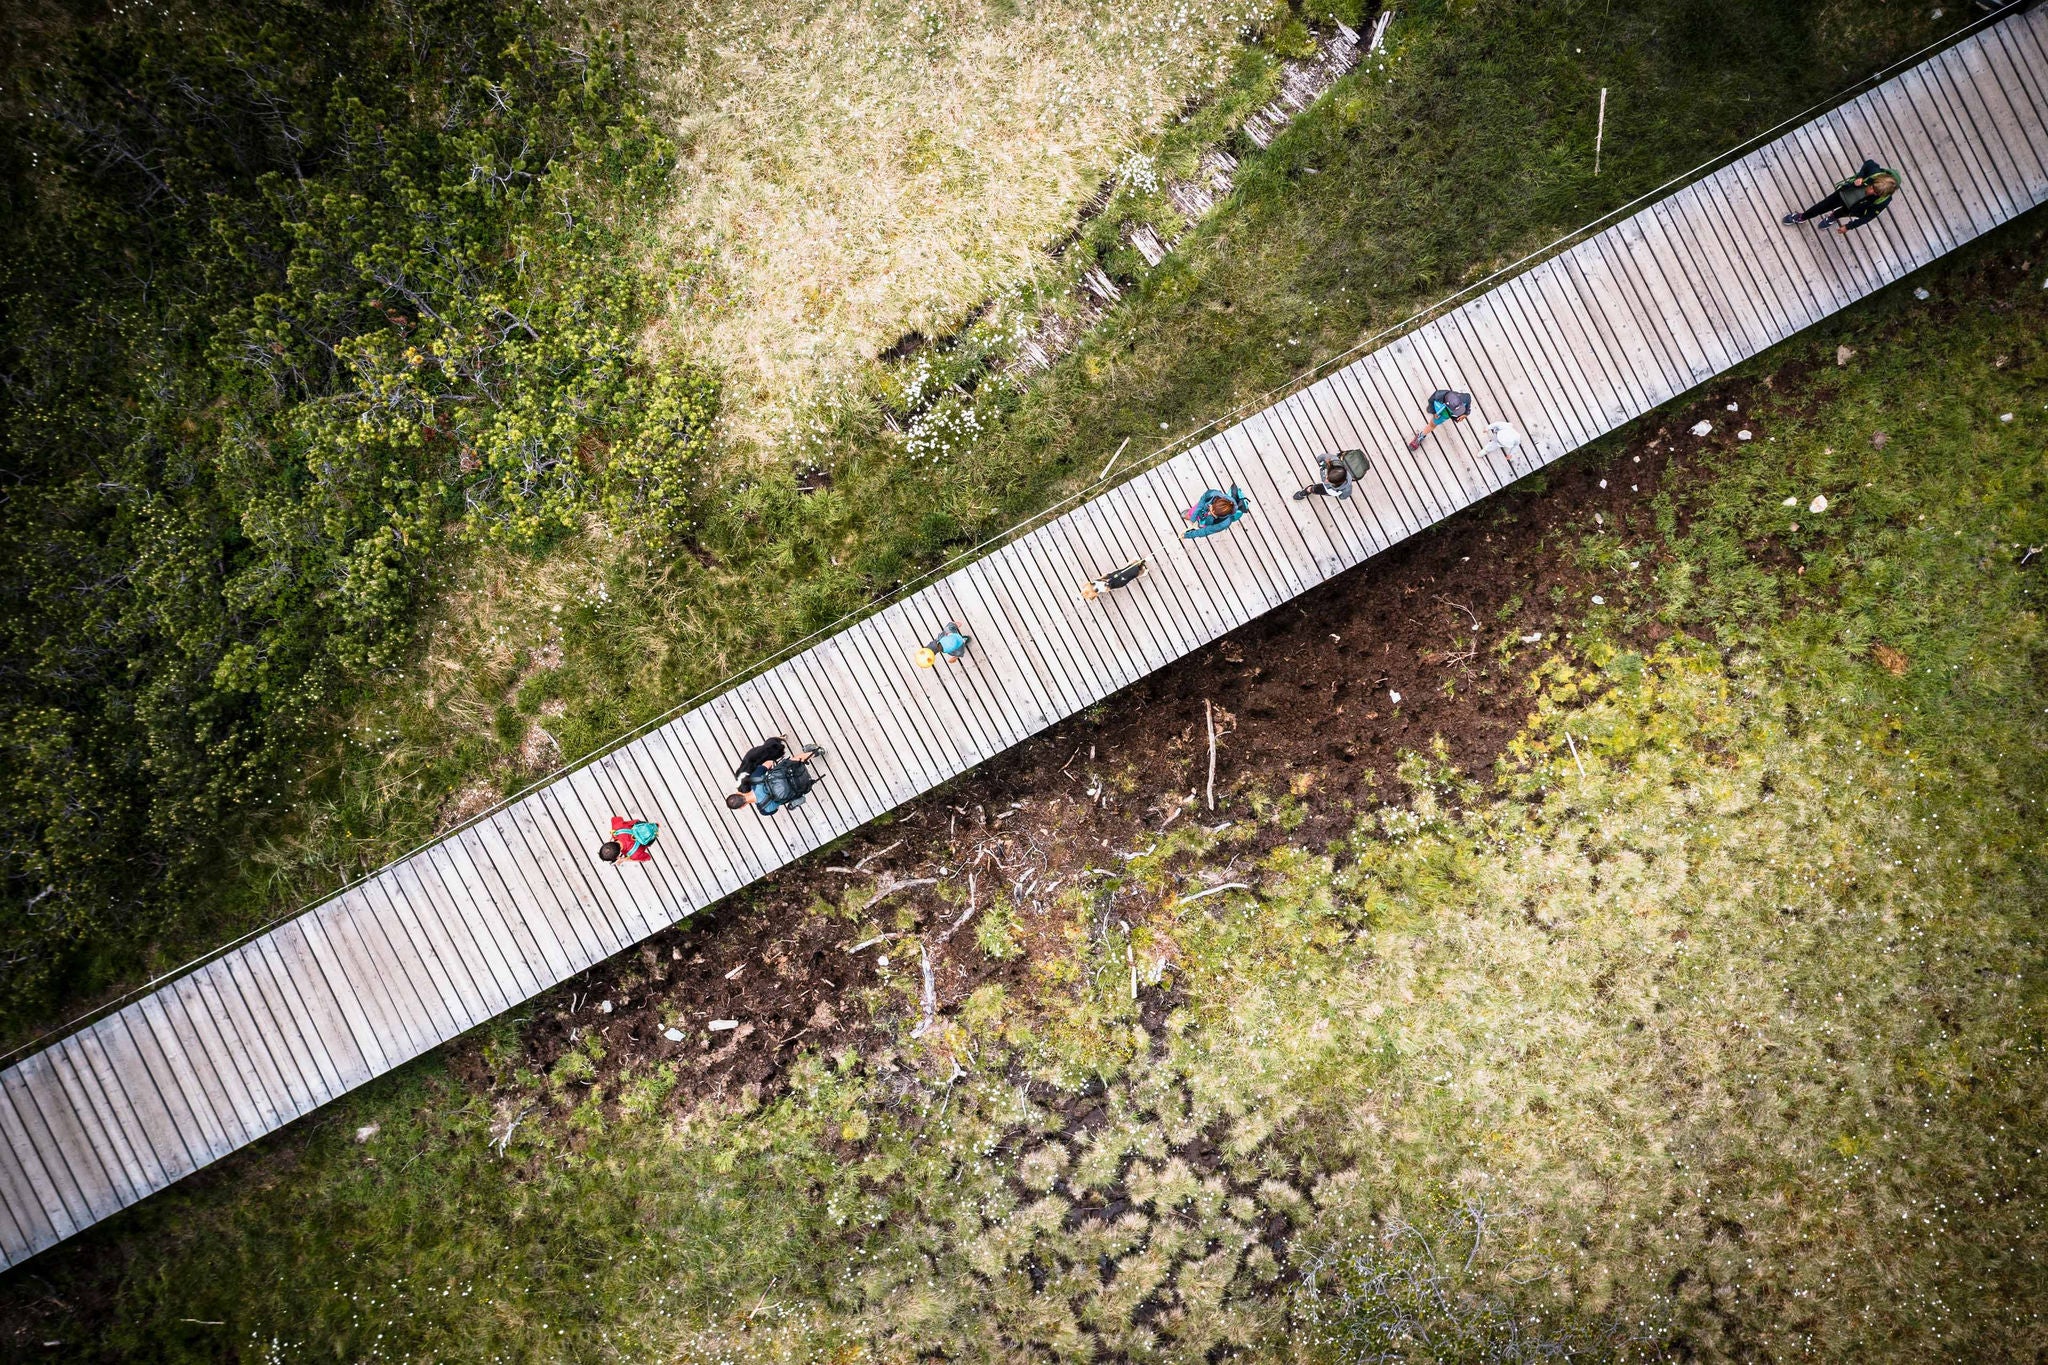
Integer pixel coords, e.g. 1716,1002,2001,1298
1292,449,1369,501
1782,159,1900,235
1407,391,1471,452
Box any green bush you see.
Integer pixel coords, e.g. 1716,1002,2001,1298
0,0,682,1029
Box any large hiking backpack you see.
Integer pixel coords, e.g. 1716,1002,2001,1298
759,761,816,807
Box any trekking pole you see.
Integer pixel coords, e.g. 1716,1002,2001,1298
1594,87,1607,176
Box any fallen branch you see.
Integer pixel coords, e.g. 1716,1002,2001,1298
870,873,936,905
855,839,905,872
1205,699,1219,811
493,1104,533,1157
1172,881,1252,910
846,932,901,954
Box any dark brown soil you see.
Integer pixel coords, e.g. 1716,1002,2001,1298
497,380,1780,1120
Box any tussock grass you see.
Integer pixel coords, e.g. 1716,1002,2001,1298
611,0,1272,450
13,205,2045,1363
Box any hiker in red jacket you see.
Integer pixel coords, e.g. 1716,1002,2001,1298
599,817,659,863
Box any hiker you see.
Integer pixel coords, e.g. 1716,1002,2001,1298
732,735,814,783
1183,486,1251,539
917,621,972,669
598,816,659,864
1291,449,1370,501
1479,420,1524,462
1407,390,1472,451
1781,159,1900,235
726,758,816,816
1080,559,1148,600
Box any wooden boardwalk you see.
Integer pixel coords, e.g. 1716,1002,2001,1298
3,9,2045,1269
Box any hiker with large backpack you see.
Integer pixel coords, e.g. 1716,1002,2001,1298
1291,448,1370,501
1782,158,1900,236
728,757,817,816
1407,390,1472,452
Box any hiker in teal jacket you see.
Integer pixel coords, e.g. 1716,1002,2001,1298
1183,487,1251,539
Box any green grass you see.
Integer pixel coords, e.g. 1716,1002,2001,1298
7,185,2044,1364
215,0,1964,1009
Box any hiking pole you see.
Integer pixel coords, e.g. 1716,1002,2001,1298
1594,87,1607,176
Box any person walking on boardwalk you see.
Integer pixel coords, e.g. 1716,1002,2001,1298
1183,486,1251,539
1080,559,1148,600
599,816,659,863
1781,159,1900,235
1407,390,1472,451
726,759,816,816
1479,420,1524,463
1291,449,1369,501
917,621,972,668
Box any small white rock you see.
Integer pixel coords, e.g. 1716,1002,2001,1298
1783,496,1799,507
1690,420,1713,437
354,1123,379,1144
1520,632,1543,644
1599,479,1608,488
1999,412,2015,423
1591,595,1605,605
1629,560,1641,570
1914,287,1931,300
1836,345,1855,367
1388,690,1403,705
1595,512,1604,525
708,1019,739,1032
599,999,613,1014
663,1027,685,1042
877,955,891,969
1725,402,1740,412
1809,495,1828,513
1632,455,1641,463
1737,430,1753,441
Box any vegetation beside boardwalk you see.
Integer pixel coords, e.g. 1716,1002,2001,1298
8,195,2044,1363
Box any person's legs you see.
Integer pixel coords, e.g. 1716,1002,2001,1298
1292,482,1330,500
1787,188,1845,224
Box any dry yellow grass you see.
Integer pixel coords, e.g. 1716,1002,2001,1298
612,0,1267,449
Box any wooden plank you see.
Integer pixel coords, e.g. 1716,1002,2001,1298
125,993,233,1163
1984,21,2048,180
119,994,224,1162
0,1073,83,1239
42,1040,146,1207
75,1020,190,1185
226,941,332,1111
190,958,302,1126
261,922,369,1094
1909,58,2020,225
320,887,441,1062
162,973,265,1146
2,1057,113,1224
0,1112,59,1257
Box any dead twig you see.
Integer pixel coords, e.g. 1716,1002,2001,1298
1171,881,1251,910
846,932,901,954
1205,698,1219,811
493,1104,534,1157
870,873,936,904
1564,731,1587,779
854,839,904,872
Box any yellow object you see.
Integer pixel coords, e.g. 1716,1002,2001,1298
915,648,938,669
